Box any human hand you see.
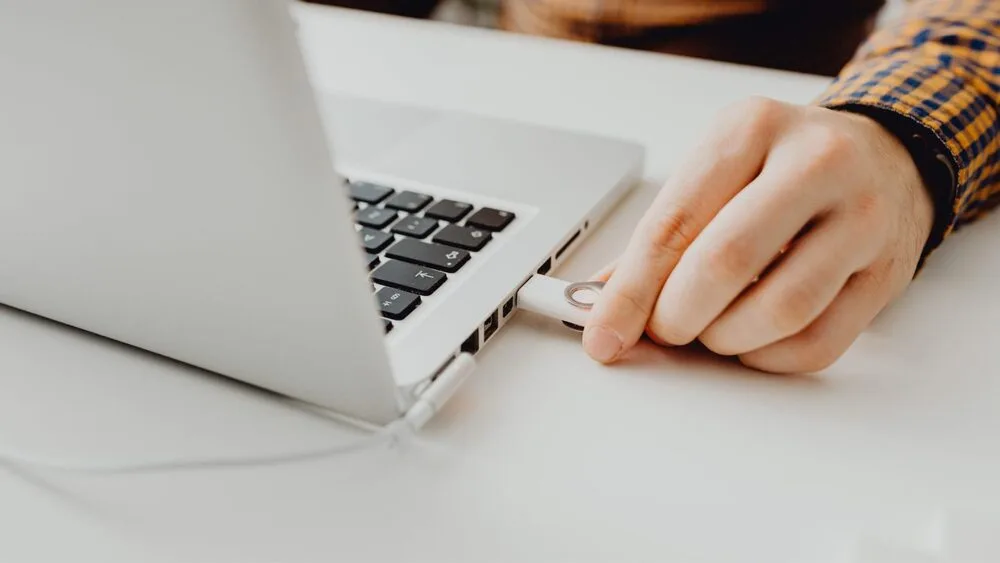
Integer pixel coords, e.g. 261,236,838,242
583,97,935,373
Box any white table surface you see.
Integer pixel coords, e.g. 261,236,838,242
3,4,999,562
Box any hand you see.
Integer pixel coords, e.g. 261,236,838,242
583,97,935,373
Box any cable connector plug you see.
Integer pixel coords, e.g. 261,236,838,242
402,352,476,431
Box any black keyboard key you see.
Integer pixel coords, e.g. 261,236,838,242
384,191,432,213
386,238,470,273
424,199,473,222
356,207,398,229
384,320,393,333
390,216,439,239
375,287,421,321
349,182,394,204
433,224,492,251
466,207,515,231
365,253,380,270
359,228,394,253
371,260,447,296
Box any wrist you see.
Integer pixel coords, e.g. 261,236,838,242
825,103,957,269
847,111,934,242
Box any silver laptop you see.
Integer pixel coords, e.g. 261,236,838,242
0,1,643,426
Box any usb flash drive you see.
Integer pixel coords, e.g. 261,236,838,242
516,274,603,330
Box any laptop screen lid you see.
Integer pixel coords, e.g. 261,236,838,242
0,0,402,423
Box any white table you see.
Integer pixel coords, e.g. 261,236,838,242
3,5,999,562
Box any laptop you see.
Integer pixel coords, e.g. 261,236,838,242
0,1,644,426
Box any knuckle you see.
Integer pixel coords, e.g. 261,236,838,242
740,97,785,132
703,236,755,282
813,126,856,160
718,97,785,140
612,287,651,321
642,206,700,259
767,281,822,333
806,127,858,174
728,96,783,122
796,127,858,178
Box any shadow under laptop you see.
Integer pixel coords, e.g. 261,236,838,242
0,304,439,475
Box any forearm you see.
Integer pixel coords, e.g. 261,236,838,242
818,0,1000,259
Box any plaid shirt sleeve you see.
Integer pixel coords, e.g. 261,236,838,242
818,0,1000,260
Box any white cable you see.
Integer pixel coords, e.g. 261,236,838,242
0,418,413,475
0,346,474,476
0,278,567,477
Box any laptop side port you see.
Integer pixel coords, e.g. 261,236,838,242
555,229,581,260
537,257,552,275
502,296,515,318
461,329,480,355
483,309,499,342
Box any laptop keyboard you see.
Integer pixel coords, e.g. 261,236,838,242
347,181,516,333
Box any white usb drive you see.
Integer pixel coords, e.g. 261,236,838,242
515,275,604,329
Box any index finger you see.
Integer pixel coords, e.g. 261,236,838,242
582,106,780,363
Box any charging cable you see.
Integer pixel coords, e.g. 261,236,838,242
0,413,408,475
0,352,479,474
0,275,582,476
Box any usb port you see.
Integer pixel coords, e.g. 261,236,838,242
483,310,499,342
537,257,552,275
502,296,515,318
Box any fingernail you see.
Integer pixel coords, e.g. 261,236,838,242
584,325,623,363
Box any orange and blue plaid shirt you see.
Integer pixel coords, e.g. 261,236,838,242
819,0,1000,259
